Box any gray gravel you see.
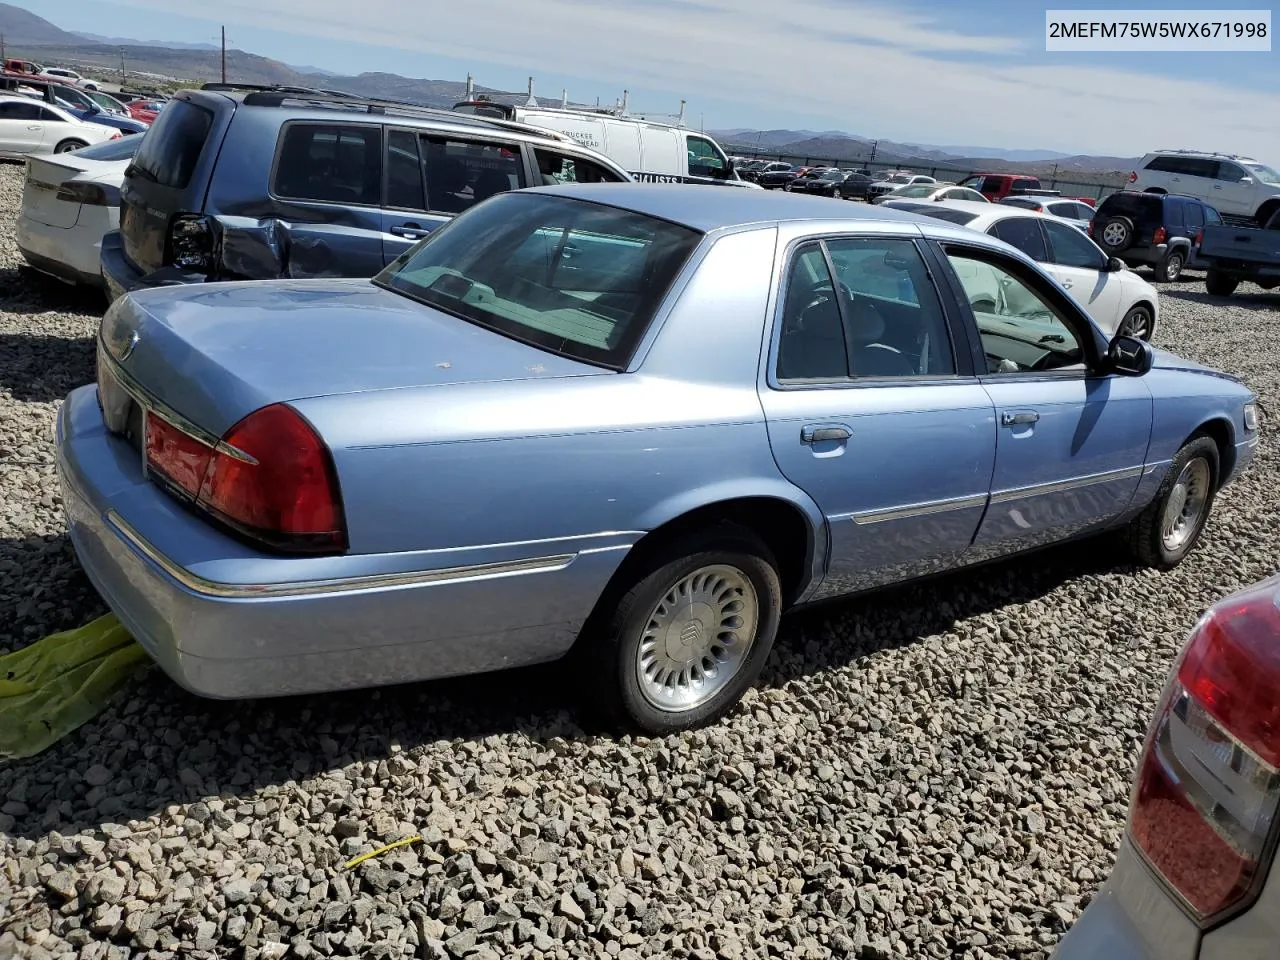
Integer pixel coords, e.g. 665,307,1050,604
0,159,1277,960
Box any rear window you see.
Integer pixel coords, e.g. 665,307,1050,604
130,98,214,189
892,203,981,226
273,123,382,205
375,192,702,370
70,136,143,162
1097,192,1160,219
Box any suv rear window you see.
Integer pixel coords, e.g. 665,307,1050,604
273,123,382,205
1097,192,1160,220
131,98,214,189
375,191,702,369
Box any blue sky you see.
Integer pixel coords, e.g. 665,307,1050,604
17,0,1279,156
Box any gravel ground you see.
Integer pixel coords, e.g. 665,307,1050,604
0,159,1277,960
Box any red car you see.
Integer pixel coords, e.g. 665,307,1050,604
126,99,163,125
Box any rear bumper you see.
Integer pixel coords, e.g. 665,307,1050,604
100,230,209,304
56,384,630,699
1053,839,1200,960
16,212,106,287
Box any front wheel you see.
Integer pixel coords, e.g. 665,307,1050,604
1205,270,1239,297
579,525,782,734
1117,305,1154,341
1127,437,1218,569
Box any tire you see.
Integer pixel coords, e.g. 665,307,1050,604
835,188,846,200
1154,248,1185,283
1127,437,1219,569
1205,270,1239,297
1098,217,1135,252
83,83,98,91
1117,304,1154,341
578,524,782,734
1254,202,1280,228
54,139,87,154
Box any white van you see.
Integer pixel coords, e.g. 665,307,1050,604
453,97,756,189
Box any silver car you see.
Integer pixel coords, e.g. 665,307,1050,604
1054,572,1280,960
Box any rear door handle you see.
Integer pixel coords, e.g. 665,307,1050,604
390,225,429,239
801,425,851,444
1001,411,1040,426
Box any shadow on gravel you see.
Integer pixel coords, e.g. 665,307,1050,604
1166,289,1280,312
0,529,1127,840
1,267,107,318
0,330,96,403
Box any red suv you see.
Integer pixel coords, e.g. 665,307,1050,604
958,173,1048,201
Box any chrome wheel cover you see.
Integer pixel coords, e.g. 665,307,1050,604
635,564,758,713
1119,308,1151,340
1102,222,1128,247
1162,457,1211,552
1164,253,1184,279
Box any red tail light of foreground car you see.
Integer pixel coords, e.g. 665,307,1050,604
145,403,347,554
1128,579,1280,925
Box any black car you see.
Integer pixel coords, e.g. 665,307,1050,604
757,165,801,189
833,171,874,200
1089,192,1222,282
795,168,850,196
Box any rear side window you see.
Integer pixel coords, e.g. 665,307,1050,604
274,123,382,205
131,98,214,189
422,137,524,215
534,149,624,185
0,101,42,120
989,218,1049,262
1183,203,1205,229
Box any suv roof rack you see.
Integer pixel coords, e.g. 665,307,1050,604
1151,148,1257,161
229,87,577,144
202,81,355,97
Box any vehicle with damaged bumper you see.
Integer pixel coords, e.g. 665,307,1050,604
60,185,1259,734
99,85,632,302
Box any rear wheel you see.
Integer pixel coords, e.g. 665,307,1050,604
1117,305,1154,341
1127,437,1218,569
578,524,782,734
54,139,87,154
1255,201,1280,227
1205,270,1239,298
1154,248,1185,283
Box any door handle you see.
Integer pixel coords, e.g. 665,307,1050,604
801,425,851,444
390,225,429,240
27,125,41,130
1059,278,1074,288
1001,411,1040,426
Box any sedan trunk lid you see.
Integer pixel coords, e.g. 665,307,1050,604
100,278,610,437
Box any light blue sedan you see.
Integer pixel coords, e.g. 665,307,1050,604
56,185,1260,733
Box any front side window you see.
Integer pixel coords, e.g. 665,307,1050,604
1216,162,1248,182
374,192,702,369
273,123,382,205
945,250,1084,375
1043,220,1105,270
685,134,728,180
534,149,624,185
1204,206,1223,225
422,136,524,214
386,128,426,210
989,217,1049,262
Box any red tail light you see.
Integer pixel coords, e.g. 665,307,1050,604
1153,227,1167,245
1128,171,1138,183
145,405,346,554
1129,581,1280,926
1195,229,1204,246
1087,221,1094,237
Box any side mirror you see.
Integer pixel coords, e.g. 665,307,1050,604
1240,176,1253,184
1107,334,1153,376
1105,256,1125,272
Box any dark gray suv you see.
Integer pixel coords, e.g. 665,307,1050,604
101,85,632,301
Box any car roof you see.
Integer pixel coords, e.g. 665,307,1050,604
526,183,939,232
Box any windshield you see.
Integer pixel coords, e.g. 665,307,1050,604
894,184,935,197
1244,163,1280,185
374,192,703,369
888,175,912,184
820,171,843,181
900,205,981,226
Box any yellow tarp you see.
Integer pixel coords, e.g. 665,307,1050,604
0,614,147,759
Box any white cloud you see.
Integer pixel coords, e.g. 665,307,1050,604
112,0,1280,159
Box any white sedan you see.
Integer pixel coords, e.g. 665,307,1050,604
884,198,1160,340
38,67,99,91
872,182,988,204
16,135,139,290
0,95,119,158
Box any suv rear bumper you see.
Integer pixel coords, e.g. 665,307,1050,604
101,229,208,303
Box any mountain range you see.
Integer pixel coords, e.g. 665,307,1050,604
0,2,1138,182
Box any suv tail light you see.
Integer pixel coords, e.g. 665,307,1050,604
166,213,215,273
1128,581,1280,926
1128,171,1138,183
1195,229,1204,246
1152,226,1168,245
145,404,347,554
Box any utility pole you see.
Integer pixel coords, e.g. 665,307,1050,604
1,35,6,62
221,25,226,84
868,139,879,168
119,47,126,86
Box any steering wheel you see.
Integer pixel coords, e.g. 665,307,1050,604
811,278,855,304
